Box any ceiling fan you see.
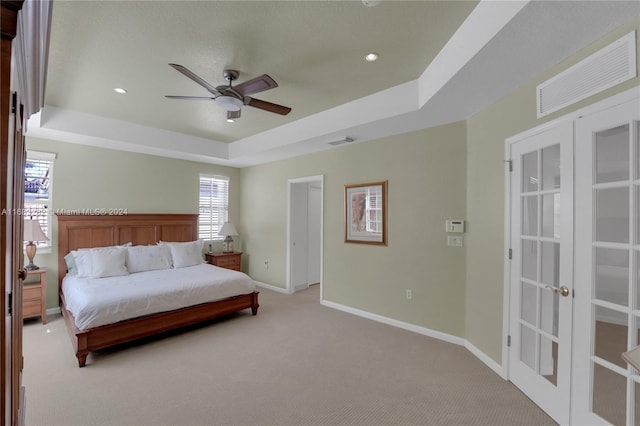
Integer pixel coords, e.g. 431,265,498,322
165,63,292,121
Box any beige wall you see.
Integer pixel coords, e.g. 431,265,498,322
241,122,468,336
465,19,640,362
25,137,241,309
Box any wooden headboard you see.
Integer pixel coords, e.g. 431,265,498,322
56,213,198,289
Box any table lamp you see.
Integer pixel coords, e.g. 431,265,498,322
24,218,48,270
219,222,238,253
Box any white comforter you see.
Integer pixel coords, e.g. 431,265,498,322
62,263,255,330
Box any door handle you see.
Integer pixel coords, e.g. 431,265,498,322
18,269,27,280
545,285,570,297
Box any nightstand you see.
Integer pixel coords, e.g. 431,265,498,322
24,268,47,324
206,252,242,271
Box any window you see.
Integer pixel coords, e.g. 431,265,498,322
365,186,383,233
24,151,55,248
198,174,229,240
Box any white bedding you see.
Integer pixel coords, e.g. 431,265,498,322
62,263,255,330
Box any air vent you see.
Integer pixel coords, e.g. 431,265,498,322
328,137,355,146
537,31,637,118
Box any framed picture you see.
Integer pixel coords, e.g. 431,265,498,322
344,180,387,245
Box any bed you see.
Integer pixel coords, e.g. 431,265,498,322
57,213,259,367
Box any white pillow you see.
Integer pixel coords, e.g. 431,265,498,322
126,245,172,273
162,240,204,268
71,249,94,277
90,246,128,278
70,243,131,278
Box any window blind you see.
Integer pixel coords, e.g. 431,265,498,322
199,174,229,240
24,151,55,246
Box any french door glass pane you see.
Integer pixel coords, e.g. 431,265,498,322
541,242,560,287
522,240,538,281
594,306,628,369
540,288,559,337
522,151,538,192
595,124,629,184
521,281,537,326
637,121,640,179
636,382,640,426
592,363,626,426
539,335,558,386
542,144,560,190
637,251,640,310
637,186,640,245
596,187,629,243
520,324,536,370
595,247,629,306
522,196,538,236
542,193,560,238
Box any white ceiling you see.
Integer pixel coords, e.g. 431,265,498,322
27,0,640,167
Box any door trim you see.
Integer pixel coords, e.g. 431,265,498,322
286,175,324,297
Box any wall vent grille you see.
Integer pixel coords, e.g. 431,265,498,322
537,31,636,118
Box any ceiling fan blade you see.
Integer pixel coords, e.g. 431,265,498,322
234,74,278,96
168,63,221,96
165,95,216,100
246,97,292,115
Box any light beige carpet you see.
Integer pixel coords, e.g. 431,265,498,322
22,285,555,426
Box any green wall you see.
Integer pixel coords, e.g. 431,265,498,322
241,122,468,336
25,137,241,309
465,19,640,362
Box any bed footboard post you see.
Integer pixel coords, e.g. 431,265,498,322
251,291,260,316
76,333,89,367
76,351,88,368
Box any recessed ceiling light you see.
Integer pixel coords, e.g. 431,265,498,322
114,88,127,94
365,52,379,62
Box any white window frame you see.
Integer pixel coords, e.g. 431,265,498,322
198,174,230,241
24,150,55,250
365,186,383,233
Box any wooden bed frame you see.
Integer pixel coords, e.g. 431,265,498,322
56,213,259,367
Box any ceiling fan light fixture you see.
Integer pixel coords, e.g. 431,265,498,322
215,95,243,111
365,52,379,62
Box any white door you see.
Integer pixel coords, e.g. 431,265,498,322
290,182,309,291
573,98,640,425
508,122,574,424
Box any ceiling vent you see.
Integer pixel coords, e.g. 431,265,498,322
328,137,355,146
537,31,636,118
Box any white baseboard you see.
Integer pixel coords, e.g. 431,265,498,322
253,280,290,294
321,298,505,378
46,307,61,316
320,299,465,346
464,340,506,378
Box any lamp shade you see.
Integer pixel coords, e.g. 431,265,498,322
219,222,238,237
24,219,48,242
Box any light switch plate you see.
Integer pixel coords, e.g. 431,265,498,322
447,236,463,247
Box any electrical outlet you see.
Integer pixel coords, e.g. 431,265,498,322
264,261,269,270
406,289,412,300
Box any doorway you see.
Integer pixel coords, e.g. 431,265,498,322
505,89,640,425
287,176,323,296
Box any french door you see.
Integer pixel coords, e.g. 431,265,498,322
508,92,640,425
573,98,640,425
508,122,574,424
